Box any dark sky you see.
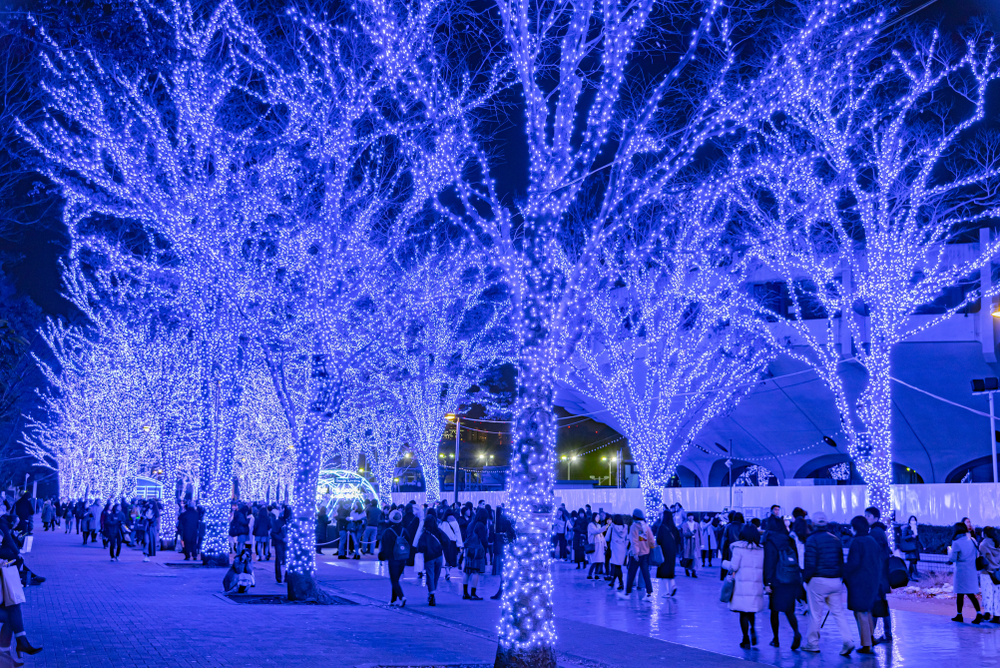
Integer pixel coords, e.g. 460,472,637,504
2,0,997,319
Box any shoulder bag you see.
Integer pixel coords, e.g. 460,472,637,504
0,564,26,606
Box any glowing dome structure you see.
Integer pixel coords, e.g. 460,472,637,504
316,469,380,509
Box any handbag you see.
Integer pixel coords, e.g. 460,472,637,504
585,543,595,554
649,546,665,567
976,556,988,571
680,557,693,569
0,565,26,606
872,599,890,618
720,576,735,603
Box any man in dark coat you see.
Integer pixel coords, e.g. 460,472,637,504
720,512,745,579
865,507,892,642
802,512,853,654
845,516,882,653
13,492,34,534
177,502,200,560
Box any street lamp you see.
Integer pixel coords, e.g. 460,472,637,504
601,456,616,487
446,413,461,504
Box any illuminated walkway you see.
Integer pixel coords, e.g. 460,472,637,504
16,530,1000,667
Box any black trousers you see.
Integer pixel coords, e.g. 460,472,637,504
389,559,405,601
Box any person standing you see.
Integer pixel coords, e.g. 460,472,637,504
440,510,463,581
177,502,200,561
655,508,678,597
104,503,126,562
587,512,607,580
844,516,881,654
315,505,331,555
948,522,985,623
762,514,802,649
900,516,923,580
348,502,365,559
270,507,289,584
253,505,271,561
721,512,745,580
723,524,765,649
801,512,854,655
462,509,488,600
491,507,515,599
40,501,54,532
619,509,655,602
864,507,893,642
700,515,718,567
681,514,700,577
378,510,408,607
606,514,628,590
362,500,381,555
414,513,446,606
978,526,1000,624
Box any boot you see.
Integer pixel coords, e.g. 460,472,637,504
951,614,964,622
15,637,42,658
469,588,483,601
428,593,436,607
491,588,503,600
463,584,470,600
972,613,986,624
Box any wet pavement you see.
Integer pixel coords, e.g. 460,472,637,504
316,554,1000,668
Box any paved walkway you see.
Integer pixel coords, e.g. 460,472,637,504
12,530,1000,667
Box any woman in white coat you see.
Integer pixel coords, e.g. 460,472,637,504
587,515,607,579
722,524,765,649
700,517,719,567
605,514,628,590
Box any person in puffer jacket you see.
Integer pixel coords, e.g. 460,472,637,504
802,513,854,655
722,523,765,649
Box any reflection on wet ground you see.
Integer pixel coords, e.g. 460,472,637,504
320,556,1000,666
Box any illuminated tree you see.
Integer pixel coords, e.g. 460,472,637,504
377,250,512,502
565,188,773,518
737,20,1000,522
445,2,867,663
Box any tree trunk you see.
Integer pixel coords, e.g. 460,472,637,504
417,448,441,503
495,368,557,668
285,422,334,602
856,346,895,542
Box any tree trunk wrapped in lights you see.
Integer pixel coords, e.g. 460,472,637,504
736,18,1000,527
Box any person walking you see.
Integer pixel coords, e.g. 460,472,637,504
414,513,446,606
104,503,127,562
864,507,893,642
490,507,515,599
978,526,1000,624
142,505,159,562
440,510,463,581
701,515,718,567
720,512,745,580
606,514,628,590
900,516,923,580
619,509,654,602
270,506,289,584
462,509,488,600
949,522,985,623
572,511,588,570
801,512,854,655
681,514,700,577
762,514,802,649
723,524,765,649
362,501,381,555
844,516,881,654
655,508,678,597
229,505,250,554
39,501,54,532
348,502,365,559
378,510,408,607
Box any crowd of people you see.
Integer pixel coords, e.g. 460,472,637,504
13,489,1000,662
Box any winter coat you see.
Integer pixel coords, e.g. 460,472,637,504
980,538,1000,573
869,523,892,595
655,521,678,579
0,517,20,561
41,503,55,522
629,520,655,557
315,511,331,543
949,535,981,594
414,519,446,562
587,521,606,564
721,521,743,563
900,524,922,561
253,508,271,538
700,521,718,551
803,529,843,581
844,534,882,612
269,514,288,545
606,523,628,566
229,509,250,538
723,541,765,612
378,524,404,562
440,517,464,548
763,527,801,612
681,521,701,559
177,507,199,546
104,511,126,540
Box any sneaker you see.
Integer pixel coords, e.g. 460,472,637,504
399,597,406,608
616,592,629,600
428,594,436,607
840,642,855,656
802,645,820,653
143,556,149,563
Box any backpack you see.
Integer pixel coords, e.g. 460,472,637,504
775,544,801,584
888,556,909,589
390,529,410,561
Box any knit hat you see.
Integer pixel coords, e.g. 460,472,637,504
389,510,403,523
632,508,645,520
813,512,828,527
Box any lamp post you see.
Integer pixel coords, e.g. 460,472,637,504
561,454,579,480
446,414,460,504
971,377,1000,501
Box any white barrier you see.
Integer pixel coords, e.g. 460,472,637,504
393,482,1000,525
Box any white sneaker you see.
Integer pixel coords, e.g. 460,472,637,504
143,556,149,562
616,592,629,600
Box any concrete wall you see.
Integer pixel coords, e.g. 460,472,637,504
393,482,1000,525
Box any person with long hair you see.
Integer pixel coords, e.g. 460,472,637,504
978,526,1000,624
900,516,922,580
845,516,881,654
586,512,607,580
762,513,802,648
949,522,984,623
606,514,628,590
723,524,765,649
656,508,678,597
